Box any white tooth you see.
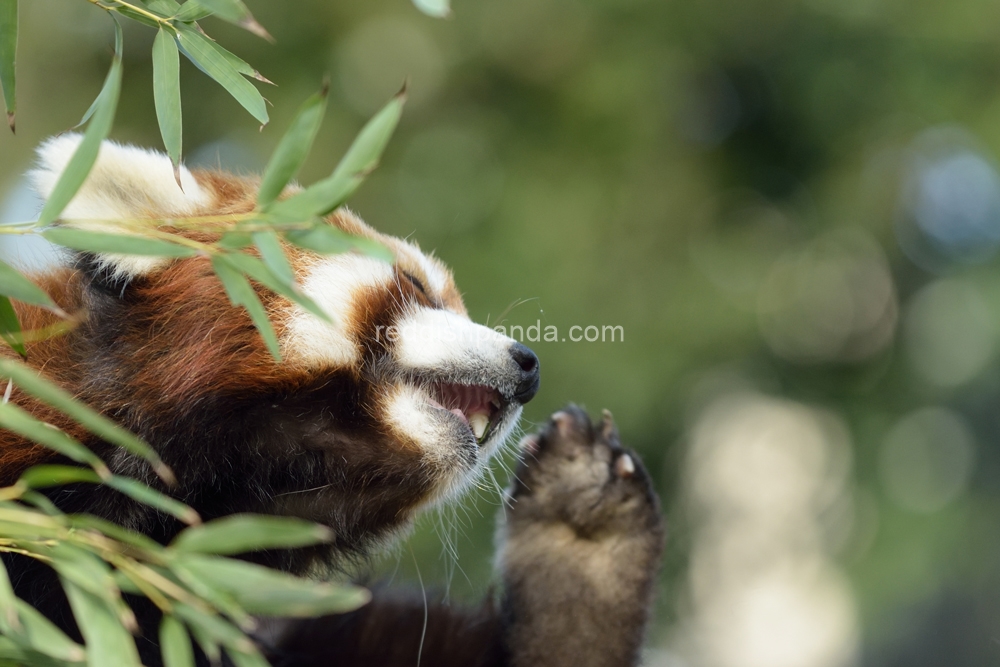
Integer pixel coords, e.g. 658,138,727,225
469,413,489,441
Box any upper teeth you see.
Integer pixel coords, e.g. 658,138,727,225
469,413,489,441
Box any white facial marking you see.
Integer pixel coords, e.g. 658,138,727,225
30,134,211,280
385,384,456,466
415,252,449,296
282,254,395,368
394,307,513,371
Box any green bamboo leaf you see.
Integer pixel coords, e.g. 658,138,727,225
412,0,451,18
221,251,331,323
105,476,200,525
226,646,271,667
168,563,251,629
176,555,370,617
66,515,164,552
172,1,212,21
17,490,61,516
217,230,253,249
38,18,123,225
0,637,71,666
43,227,198,257
160,615,195,667
0,296,25,358
185,622,221,664
0,259,56,309
264,174,361,222
61,579,141,667
0,561,17,632
174,0,269,39
0,0,16,133
284,224,394,263
153,27,183,176
0,402,107,474
48,544,119,604
175,24,268,125
18,464,101,488
252,230,294,284
9,599,85,663
170,514,333,555
210,255,281,360
257,88,329,207
171,604,254,653
192,32,268,83
146,0,181,14
0,358,173,484
267,89,405,218
113,5,161,27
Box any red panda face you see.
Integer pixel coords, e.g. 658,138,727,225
16,136,539,546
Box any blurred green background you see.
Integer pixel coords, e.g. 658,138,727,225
5,0,1000,664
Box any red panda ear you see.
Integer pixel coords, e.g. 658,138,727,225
30,134,212,283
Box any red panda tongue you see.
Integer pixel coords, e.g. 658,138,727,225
450,408,469,425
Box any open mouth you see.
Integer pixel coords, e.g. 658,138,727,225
426,383,502,444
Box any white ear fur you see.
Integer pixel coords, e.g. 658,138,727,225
29,134,213,280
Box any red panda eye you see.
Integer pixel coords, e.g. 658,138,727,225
403,272,429,297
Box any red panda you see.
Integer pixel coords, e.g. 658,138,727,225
1,136,663,667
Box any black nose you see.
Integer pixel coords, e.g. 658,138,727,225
509,343,540,404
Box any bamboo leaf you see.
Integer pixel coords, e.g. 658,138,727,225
210,255,281,360
113,5,161,27
48,544,119,604
174,0,269,39
171,514,333,555
153,27,183,176
185,622,221,664
9,599,85,663
218,230,253,249
175,23,268,125
251,230,294,284
65,515,164,552
226,646,271,667
146,0,181,14
18,464,101,488
190,31,268,82
0,0,16,133
168,563,251,629
0,259,56,309
105,476,200,525
257,88,329,207
221,251,331,323
177,555,370,617
0,637,77,667
267,89,405,218
38,18,123,225
171,604,254,653
284,224,393,263
0,402,107,474
160,615,195,667
0,358,173,484
43,227,198,257
0,296,25,358
0,561,17,632
61,579,141,667
172,1,212,22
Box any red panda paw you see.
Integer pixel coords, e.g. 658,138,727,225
495,406,664,667
504,404,662,541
